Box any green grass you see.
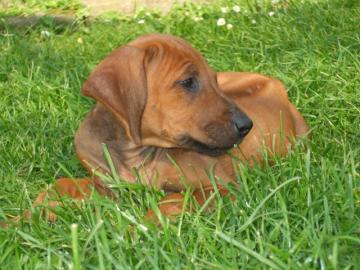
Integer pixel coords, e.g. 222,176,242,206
1,0,360,268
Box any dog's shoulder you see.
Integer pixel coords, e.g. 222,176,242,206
74,103,128,174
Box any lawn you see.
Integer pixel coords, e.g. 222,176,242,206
0,0,359,269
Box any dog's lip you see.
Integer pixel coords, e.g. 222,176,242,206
178,136,242,157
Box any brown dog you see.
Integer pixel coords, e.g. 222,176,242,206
12,34,309,224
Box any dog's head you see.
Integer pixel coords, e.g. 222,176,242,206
82,34,252,156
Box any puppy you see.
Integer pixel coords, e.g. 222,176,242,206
10,34,309,224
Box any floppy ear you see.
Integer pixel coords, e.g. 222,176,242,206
82,46,148,144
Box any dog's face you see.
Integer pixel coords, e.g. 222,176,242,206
83,34,252,156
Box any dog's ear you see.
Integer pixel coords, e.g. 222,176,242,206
82,46,150,144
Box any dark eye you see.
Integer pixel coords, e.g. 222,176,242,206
178,76,199,92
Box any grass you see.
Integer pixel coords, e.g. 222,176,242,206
0,0,360,268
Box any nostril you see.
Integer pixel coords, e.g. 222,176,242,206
235,121,252,136
233,116,253,138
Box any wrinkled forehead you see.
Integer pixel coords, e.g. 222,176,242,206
129,34,209,76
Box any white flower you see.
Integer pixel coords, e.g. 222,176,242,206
251,19,256,24
77,37,83,44
226,23,233,30
268,11,275,16
40,30,51,38
232,5,241,13
271,0,280,4
193,16,203,22
185,11,190,16
220,7,229,13
217,18,226,26
137,19,145,24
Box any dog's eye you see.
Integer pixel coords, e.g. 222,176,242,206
178,77,199,92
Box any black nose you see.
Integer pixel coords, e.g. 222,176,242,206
232,110,253,138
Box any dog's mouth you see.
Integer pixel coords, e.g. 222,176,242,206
178,136,242,157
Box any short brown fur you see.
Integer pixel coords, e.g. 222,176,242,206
7,34,309,225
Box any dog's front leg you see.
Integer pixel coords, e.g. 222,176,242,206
145,185,234,224
7,177,114,226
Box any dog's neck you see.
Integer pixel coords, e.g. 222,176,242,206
114,130,168,181
120,142,162,168
76,103,170,182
